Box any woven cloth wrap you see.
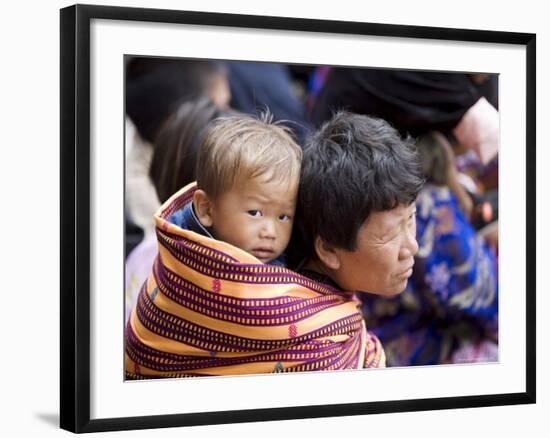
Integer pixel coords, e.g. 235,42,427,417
125,183,386,379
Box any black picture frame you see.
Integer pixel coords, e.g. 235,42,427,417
60,3,536,433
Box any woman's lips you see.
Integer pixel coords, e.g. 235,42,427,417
397,264,414,279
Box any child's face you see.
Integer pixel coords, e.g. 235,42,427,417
208,173,298,263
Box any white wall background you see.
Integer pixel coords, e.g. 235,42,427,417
0,0,545,436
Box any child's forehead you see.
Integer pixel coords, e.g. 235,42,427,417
226,173,298,202
238,170,298,190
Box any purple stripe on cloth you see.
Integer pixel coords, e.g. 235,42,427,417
135,287,363,353
129,343,345,373
126,320,196,362
128,330,357,374
136,290,303,352
126,371,211,380
159,229,239,263
127,312,348,372
157,260,336,309
156,259,340,315
313,335,354,370
155,267,342,326
160,285,337,326
160,233,293,277
155,254,343,312
161,240,338,294
342,332,363,369
157,232,340,295
363,335,380,368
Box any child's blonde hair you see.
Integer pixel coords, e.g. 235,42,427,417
196,112,302,199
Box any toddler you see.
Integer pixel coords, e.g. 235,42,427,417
168,113,302,266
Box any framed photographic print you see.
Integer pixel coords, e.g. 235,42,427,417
60,4,536,433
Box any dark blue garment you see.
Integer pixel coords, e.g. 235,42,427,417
226,61,310,144
168,201,287,267
168,201,212,237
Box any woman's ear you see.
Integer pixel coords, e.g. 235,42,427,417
192,189,214,227
314,236,341,270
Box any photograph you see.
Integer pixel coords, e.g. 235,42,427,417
123,57,500,379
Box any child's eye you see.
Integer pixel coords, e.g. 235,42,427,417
247,210,262,217
279,214,291,221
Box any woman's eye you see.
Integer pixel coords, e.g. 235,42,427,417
279,214,291,221
407,211,417,227
247,210,262,217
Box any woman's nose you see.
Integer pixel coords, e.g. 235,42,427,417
399,228,419,259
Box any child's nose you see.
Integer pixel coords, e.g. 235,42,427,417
260,220,276,239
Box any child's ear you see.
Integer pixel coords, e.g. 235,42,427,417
314,236,341,270
192,190,214,228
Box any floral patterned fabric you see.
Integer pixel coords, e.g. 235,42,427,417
361,184,498,366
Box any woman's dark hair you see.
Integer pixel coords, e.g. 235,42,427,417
126,57,227,143
296,111,424,257
149,98,229,203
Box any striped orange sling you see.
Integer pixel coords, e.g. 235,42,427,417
125,183,385,379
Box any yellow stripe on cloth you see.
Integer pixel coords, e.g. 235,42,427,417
146,282,362,341
156,240,331,300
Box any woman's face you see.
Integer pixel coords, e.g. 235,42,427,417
330,203,418,296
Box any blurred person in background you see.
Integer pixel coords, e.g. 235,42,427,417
125,98,231,321
309,68,499,195
225,61,311,144
125,57,230,248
